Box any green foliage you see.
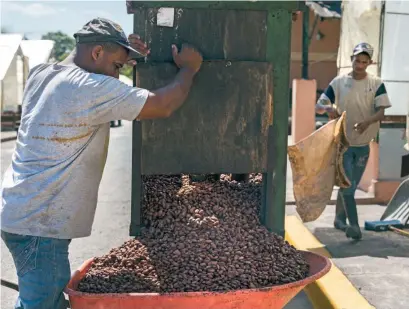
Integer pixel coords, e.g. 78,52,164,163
120,65,134,80
41,31,75,61
2,27,28,39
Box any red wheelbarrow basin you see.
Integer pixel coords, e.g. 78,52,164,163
64,250,331,309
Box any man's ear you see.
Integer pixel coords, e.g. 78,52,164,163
91,45,104,61
370,59,374,65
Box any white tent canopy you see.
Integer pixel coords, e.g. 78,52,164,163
0,34,26,113
0,34,23,81
20,40,55,70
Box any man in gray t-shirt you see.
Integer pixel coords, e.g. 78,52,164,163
1,18,202,309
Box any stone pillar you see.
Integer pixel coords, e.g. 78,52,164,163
291,79,317,144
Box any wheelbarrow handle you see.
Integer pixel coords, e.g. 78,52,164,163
389,226,409,238
1,278,71,308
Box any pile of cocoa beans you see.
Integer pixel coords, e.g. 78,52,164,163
77,174,309,294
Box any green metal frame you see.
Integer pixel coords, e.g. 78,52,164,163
128,1,304,237
263,9,293,236
130,66,143,237
127,1,303,12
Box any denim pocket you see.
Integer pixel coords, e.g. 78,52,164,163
14,236,39,277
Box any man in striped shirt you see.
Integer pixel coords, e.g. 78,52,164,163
315,43,392,240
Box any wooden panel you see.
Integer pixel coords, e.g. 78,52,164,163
136,61,273,175
127,1,304,13
132,8,268,62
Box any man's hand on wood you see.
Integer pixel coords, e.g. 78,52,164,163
172,43,203,74
127,34,150,65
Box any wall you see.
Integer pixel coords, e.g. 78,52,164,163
379,128,408,180
291,9,341,91
1,49,27,113
2,53,19,112
380,0,409,116
16,54,24,107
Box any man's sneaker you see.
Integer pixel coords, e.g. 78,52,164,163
334,218,348,231
346,225,362,240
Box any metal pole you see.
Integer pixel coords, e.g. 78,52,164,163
302,7,310,79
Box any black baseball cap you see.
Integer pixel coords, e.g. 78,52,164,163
352,42,374,59
73,17,143,56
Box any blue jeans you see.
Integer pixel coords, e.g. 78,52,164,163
1,231,71,309
338,145,370,225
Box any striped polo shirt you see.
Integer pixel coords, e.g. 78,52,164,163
318,73,392,146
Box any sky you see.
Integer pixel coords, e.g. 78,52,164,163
0,0,134,39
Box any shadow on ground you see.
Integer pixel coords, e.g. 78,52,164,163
308,227,409,259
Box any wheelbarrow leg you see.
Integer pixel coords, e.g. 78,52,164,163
130,120,143,236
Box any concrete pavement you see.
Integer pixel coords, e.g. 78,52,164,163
1,131,17,143
0,122,312,308
295,205,409,309
286,142,409,309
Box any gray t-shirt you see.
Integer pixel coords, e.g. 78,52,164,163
0,63,149,239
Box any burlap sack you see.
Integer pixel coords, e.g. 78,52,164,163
288,112,350,222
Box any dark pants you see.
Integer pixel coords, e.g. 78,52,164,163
1,231,71,309
336,145,370,225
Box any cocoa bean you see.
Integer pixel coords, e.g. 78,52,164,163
77,174,309,294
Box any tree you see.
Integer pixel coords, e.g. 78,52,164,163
120,65,134,80
41,31,75,61
1,27,28,39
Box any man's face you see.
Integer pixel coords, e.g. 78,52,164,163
351,53,372,74
90,45,128,79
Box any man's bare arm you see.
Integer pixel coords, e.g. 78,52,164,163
354,107,386,134
315,98,339,119
364,107,386,124
315,82,339,119
138,68,196,119
137,44,202,120
315,98,332,115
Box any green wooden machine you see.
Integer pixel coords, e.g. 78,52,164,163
126,1,304,237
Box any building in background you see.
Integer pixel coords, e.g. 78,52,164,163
0,34,28,115
1,35,55,131
291,1,341,92
288,1,341,135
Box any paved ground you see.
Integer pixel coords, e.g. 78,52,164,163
0,122,312,308
297,206,409,309
1,131,17,143
286,167,409,308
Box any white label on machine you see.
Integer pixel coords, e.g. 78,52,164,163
157,8,175,27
